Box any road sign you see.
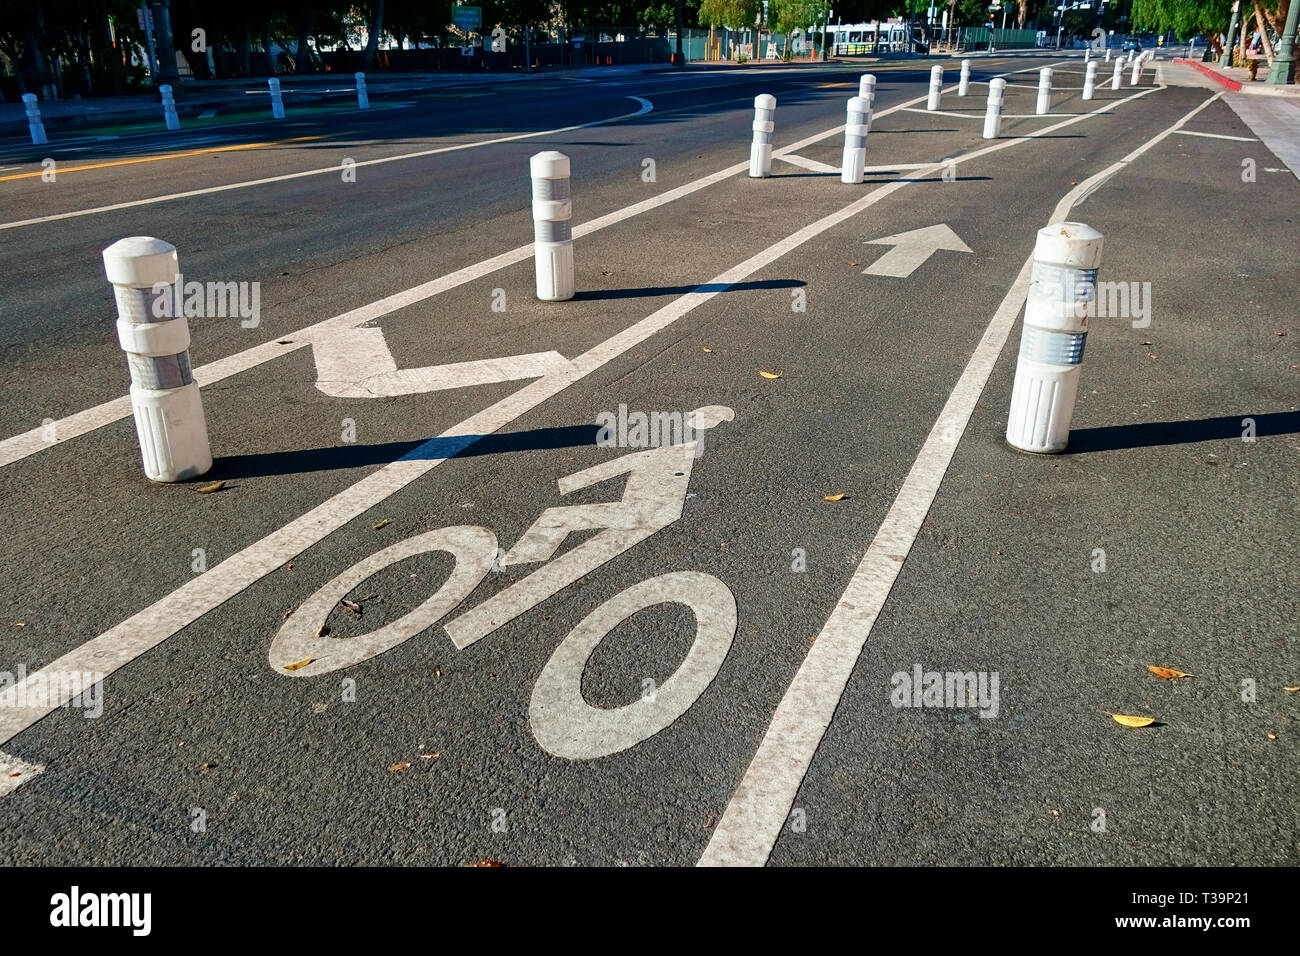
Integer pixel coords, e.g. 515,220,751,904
452,5,482,32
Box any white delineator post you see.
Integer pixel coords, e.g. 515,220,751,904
355,72,370,109
927,64,943,110
749,94,776,178
1112,57,1124,90
160,84,181,131
1130,55,1143,85
22,93,47,146
1036,67,1052,115
268,77,285,119
530,151,574,302
983,77,1006,139
1106,48,1112,61
841,96,869,184
1127,48,1135,62
1082,60,1098,100
958,59,972,96
1005,222,1104,454
102,237,213,482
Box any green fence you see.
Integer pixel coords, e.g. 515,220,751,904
956,28,1041,51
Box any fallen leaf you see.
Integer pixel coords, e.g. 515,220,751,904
702,347,713,353
276,339,294,345
196,481,225,494
1109,713,1156,728
1267,732,1277,740
759,370,782,379
419,753,440,761
284,562,294,572
373,518,391,530
823,493,847,501
197,761,216,775
388,762,412,773
281,607,295,621
704,813,716,829
434,666,442,677
11,621,26,627
7,772,20,778
340,599,362,615
845,259,859,268
284,658,314,671
1148,665,1194,681
470,859,506,867
1283,686,1299,693
315,624,328,638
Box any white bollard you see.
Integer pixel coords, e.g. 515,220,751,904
22,93,47,146
354,71,370,109
1112,57,1124,90
858,74,877,108
1005,221,1104,454
841,96,869,184
958,59,972,96
102,237,213,482
159,84,181,131
1127,49,1134,62
1106,49,1111,61
749,94,776,178
1130,56,1142,86
530,151,574,302
1082,61,1098,100
268,76,285,119
927,65,943,111
1036,67,1052,115
1084,48,1091,63
983,78,1006,139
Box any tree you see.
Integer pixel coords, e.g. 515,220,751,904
697,0,760,28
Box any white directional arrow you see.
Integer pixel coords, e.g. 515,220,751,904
862,223,972,278
312,327,575,399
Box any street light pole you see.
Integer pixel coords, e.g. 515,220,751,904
1220,1,1240,67
1266,0,1299,83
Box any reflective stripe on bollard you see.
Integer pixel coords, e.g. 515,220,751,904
531,151,574,302
102,237,213,482
1005,222,1104,454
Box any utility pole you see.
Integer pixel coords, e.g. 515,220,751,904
1265,0,1298,83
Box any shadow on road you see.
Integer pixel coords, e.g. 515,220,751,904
1066,410,1300,454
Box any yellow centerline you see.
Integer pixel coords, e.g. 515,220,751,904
0,135,325,182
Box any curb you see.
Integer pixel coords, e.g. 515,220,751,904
1173,57,1242,91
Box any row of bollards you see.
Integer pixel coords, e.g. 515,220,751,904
20,72,377,144
101,61,1118,482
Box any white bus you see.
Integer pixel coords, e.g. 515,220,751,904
830,21,909,55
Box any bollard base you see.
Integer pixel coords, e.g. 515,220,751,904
841,147,866,184
130,382,213,483
535,242,575,302
749,144,772,179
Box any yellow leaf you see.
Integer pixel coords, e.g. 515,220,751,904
759,371,782,379
823,493,847,501
373,518,391,530
1109,713,1156,728
702,347,713,353
1148,665,1194,681
1284,686,1299,693
283,658,314,671
388,762,412,773
196,481,225,494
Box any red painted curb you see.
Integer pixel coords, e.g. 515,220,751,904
1173,57,1243,91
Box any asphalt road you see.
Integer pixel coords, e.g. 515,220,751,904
0,54,1295,866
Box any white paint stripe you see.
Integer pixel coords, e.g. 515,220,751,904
0,97,654,232
776,153,840,173
0,751,44,796
697,89,1220,868
1172,129,1257,142
0,89,943,471
0,81,1172,753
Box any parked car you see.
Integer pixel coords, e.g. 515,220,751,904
1122,38,1143,52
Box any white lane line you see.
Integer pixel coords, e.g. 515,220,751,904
0,751,44,796
0,89,944,471
698,90,1221,868
0,97,654,232
1172,129,1257,142
0,81,1171,753
776,154,840,174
